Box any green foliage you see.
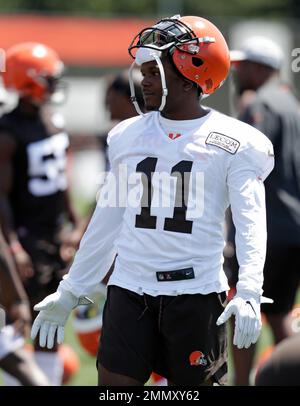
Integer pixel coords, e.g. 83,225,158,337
184,0,290,17
0,0,298,18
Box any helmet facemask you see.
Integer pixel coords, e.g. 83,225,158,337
128,15,229,115
129,16,198,59
128,15,201,115
26,65,66,105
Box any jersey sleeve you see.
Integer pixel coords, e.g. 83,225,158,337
227,136,274,297
238,134,274,181
59,132,125,298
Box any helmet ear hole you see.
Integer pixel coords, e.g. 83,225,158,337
192,57,204,67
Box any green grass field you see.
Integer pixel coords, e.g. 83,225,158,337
63,317,98,386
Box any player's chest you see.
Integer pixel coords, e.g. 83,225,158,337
120,135,224,182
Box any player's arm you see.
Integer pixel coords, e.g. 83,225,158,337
62,185,80,226
0,131,16,241
59,184,85,262
0,227,28,305
228,166,269,297
0,132,33,278
31,157,126,348
59,166,125,297
0,226,31,335
57,141,87,263
217,137,274,348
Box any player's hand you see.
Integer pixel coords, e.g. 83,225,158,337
216,294,273,349
31,289,92,349
59,226,85,263
13,246,34,280
9,301,32,337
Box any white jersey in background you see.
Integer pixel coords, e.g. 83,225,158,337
60,109,274,298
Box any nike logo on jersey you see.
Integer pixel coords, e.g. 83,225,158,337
205,132,240,154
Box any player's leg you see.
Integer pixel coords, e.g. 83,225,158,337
97,286,158,386
98,364,143,386
230,332,257,385
255,334,300,386
0,348,49,386
159,292,228,386
0,324,49,386
261,245,300,343
23,237,66,385
167,378,214,386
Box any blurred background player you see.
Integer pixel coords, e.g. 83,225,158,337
255,333,300,386
226,36,300,385
105,68,144,124
98,68,145,172
0,42,81,385
0,224,49,385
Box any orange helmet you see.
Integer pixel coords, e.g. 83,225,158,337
2,42,64,103
129,15,230,95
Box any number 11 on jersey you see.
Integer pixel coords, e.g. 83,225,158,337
135,157,204,234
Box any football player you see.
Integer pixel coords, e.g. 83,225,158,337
31,15,274,386
105,68,144,123
0,42,81,385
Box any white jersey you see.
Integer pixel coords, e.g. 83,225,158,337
61,109,274,298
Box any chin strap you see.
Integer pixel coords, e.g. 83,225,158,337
129,48,169,115
152,52,168,112
129,61,145,116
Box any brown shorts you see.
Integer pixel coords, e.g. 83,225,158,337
98,285,228,385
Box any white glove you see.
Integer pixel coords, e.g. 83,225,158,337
31,289,92,349
216,293,273,349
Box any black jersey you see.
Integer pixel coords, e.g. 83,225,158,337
0,106,69,237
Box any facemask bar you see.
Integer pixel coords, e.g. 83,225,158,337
129,50,168,115
154,52,168,111
128,18,199,60
129,61,145,116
